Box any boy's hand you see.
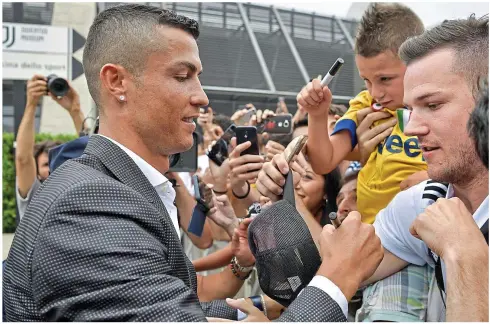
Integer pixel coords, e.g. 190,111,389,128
296,79,332,118
356,107,396,165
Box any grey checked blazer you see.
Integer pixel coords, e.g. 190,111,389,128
3,135,346,322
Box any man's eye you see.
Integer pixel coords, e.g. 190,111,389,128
428,103,440,110
380,77,392,82
175,76,188,82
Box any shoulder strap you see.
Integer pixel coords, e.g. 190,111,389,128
283,170,296,207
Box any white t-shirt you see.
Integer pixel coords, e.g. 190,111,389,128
374,180,489,290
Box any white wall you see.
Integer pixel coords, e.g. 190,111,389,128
39,2,96,135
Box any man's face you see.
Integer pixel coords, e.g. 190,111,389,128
292,125,308,139
336,177,357,222
37,152,50,181
355,50,407,110
404,48,479,184
125,26,208,157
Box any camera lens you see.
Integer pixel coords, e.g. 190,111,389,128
46,74,69,97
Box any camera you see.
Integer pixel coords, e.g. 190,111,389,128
46,74,69,97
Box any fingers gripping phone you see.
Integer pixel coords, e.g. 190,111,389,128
206,124,236,166
188,175,214,237
236,106,256,126
235,126,260,156
257,114,293,134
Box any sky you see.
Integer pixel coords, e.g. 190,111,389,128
255,1,489,27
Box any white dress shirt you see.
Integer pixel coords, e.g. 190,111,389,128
97,135,180,239
98,135,348,319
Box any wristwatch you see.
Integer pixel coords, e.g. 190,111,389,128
232,256,254,272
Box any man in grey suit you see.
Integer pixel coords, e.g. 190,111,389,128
3,4,383,321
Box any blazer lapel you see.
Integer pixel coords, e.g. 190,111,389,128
83,136,173,230
83,135,196,288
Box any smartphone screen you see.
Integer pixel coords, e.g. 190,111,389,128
206,124,236,166
235,126,259,156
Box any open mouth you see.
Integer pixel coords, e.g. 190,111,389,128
182,117,196,123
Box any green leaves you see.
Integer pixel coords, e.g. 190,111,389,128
2,133,77,233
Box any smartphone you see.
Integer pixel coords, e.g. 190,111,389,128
188,175,213,237
206,124,236,166
235,126,260,156
283,135,308,164
236,106,256,126
168,132,198,172
258,114,293,134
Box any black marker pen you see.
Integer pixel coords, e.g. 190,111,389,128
321,58,344,86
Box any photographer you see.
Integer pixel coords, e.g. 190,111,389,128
15,74,86,220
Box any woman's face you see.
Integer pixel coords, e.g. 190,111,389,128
295,161,326,214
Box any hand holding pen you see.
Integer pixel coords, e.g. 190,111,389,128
296,58,344,118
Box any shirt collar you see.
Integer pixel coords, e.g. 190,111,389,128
96,135,169,189
446,184,489,229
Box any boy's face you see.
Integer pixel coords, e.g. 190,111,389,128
355,50,407,110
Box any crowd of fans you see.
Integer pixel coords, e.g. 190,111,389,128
3,2,488,322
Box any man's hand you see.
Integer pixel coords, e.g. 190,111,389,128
410,197,486,260
231,103,255,126
207,194,239,238
400,170,429,191
356,108,396,165
264,140,285,162
256,153,289,202
208,154,231,192
198,106,214,131
231,218,255,267
228,138,265,188
296,79,332,118
225,298,270,322
26,75,48,108
317,211,384,301
49,81,81,114
249,109,275,126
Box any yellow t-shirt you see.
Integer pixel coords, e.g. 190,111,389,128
332,90,427,224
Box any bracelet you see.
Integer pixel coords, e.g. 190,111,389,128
229,262,252,281
212,188,227,195
260,294,268,318
232,181,250,199
249,295,264,312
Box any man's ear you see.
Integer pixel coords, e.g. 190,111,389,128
334,115,341,121
99,63,129,102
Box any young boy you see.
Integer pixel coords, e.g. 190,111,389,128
301,3,427,224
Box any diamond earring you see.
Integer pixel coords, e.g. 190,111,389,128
119,95,125,101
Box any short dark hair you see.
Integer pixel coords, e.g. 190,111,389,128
468,78,489,169
355,3,424,57
399,15,489,97
293,118,308,130
341,169,360,188
212,114,233,133
267,133,293,148
83,4,199,108
329,104,347,117
33,140,62,173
